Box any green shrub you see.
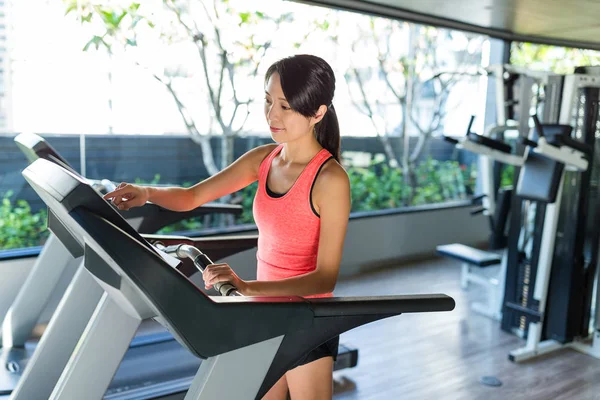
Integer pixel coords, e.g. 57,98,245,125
501,165,516,188
236,182,258,224
130,159,476,220
1,159,476,250
132,175,207,234
347,158,476,211
0,192,49,250
134,174,162,185
134,175,243,234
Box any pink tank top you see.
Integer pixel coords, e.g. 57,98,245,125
253,144,334,299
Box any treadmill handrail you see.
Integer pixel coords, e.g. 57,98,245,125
160,243,240,296
142,233,258,278
216,293,455,317
153,239,454,313
141,233,258,243
124,201,242,218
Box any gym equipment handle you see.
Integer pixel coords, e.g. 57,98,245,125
160,244,241,296
518,137,538,148
504,301,542,323
531,114,545,138
470,206,486,216
466,115,475,135
471,193,487,204
443,136,459,144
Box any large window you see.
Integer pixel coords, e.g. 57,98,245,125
1,0,489,252
511,42,600,73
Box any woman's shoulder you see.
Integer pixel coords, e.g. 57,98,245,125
243,143,279,174
312,158,350,213
321,157,348,178
252,143,279,163
315,158,350,191
257,143,280,155
243,143,279,162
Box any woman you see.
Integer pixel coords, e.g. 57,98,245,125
104,54,351,399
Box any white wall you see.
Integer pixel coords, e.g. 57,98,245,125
340,204,489,276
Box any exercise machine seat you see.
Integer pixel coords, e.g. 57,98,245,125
436,243,501,267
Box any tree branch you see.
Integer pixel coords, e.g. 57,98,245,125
374,24,405,104
165,1,227,133
142,63,199,136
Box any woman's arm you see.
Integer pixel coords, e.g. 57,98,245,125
203,160,351,296
104,144,277,211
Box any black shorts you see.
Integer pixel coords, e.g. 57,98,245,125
292,336,339,369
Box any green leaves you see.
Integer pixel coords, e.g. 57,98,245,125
238,11,251,25
64,1,78,16
238,11,266,26
501,164,515,188
314,19,329,31
347,158,475,211
98,9,127,30
511,42,600,74
134,174,162,185
83,35,109,51
0,193,49,250
0,155,476,251
65,1,151,53
156,217,205,234
236,181,258,224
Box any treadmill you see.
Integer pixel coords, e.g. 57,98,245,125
1,133,253,399
22,156,456,400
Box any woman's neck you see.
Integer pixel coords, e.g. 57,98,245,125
279,136,322,165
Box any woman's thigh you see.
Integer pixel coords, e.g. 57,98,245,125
286,356,333,400
262,375,289,400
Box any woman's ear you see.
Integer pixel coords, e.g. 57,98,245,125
311,104,329,126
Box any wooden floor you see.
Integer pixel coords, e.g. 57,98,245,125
331,258,600,400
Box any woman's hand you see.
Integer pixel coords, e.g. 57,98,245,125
103,182,150,211
202,263,248,294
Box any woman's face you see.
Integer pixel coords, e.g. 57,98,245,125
264,72,313,144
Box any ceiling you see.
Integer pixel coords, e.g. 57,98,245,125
295,0,600,51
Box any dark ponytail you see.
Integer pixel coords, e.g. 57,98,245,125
314,104,341,162
265,54,341,162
